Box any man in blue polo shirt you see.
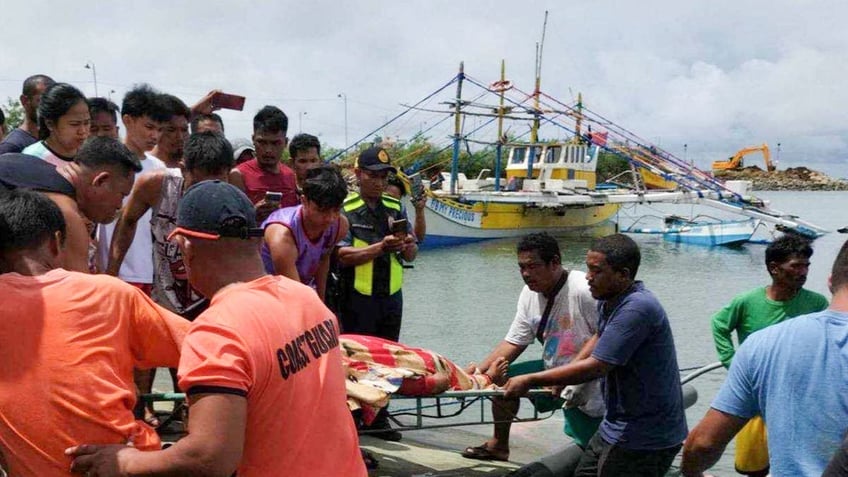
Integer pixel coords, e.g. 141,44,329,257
505,233,687,476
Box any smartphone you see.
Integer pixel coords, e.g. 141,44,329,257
211,92,246,111
265,191,283,204
409,173,424,201
390,218,408,235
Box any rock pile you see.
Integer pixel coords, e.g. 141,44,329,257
714,166,848,191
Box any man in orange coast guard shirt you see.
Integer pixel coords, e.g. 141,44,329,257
0,189,188,477
68,181,366,477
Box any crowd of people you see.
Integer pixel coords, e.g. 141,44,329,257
1,73,847,477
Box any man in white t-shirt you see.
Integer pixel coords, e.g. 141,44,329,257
99,84,170,284
462,232,604,462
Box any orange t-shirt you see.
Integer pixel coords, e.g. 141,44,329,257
0,269,188,477
178,275,366,477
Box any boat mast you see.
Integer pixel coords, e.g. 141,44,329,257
495,59,506,191
527,10,548,179
530,10,548,143
576,92,583,139
450,62,464,195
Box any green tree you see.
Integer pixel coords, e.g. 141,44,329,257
596,151,631,182
2,97,24,130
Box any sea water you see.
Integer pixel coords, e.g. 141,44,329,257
151,191,845,474
400,190,847,474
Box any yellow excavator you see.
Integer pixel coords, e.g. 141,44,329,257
712,144,775,172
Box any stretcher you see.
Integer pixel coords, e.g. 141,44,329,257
142,388,559,435
361,388,558,434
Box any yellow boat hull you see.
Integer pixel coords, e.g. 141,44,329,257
414,195,619,247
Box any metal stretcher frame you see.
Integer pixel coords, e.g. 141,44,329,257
357,388,558,434
143,388,559,434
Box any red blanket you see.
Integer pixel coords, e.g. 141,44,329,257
340,334,495,424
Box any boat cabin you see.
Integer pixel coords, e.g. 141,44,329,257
505,142,599,189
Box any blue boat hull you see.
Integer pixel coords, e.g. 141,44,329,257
662,219,758,246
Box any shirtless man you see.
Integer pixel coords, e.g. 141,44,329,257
0,137,140,272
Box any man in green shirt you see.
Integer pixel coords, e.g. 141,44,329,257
711,234,828,476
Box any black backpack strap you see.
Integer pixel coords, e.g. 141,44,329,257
536,270,568,344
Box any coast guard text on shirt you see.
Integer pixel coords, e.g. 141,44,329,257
276,318,340,379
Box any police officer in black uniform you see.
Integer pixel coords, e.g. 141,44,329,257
337,146,417,342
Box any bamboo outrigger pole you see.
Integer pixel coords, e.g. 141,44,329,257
450,62,464,195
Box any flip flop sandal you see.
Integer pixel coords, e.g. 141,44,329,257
461,443,509,461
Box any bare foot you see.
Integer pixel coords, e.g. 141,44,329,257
485,357,509,386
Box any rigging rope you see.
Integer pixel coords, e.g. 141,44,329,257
328,74,461,162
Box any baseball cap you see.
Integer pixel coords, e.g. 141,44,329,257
231,138,255,160
167,180,264,240
355,146,397,173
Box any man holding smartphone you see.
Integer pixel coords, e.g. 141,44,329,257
230,105,298,223
337,146,417,441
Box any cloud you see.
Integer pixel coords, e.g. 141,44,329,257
0,0,845,171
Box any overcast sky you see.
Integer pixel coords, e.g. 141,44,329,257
2,0,845,174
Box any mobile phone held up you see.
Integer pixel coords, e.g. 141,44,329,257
409,173,425,202
265,191,283,204
389,218,408,235
211,92,246,111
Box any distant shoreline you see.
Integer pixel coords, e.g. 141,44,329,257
717,167,848,192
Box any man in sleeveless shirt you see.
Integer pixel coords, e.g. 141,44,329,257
261,164,349,300
107,131,234,317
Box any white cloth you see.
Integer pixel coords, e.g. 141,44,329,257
96,153,166,283
504,270,605,417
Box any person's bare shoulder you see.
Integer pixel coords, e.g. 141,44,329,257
229,168,246,191
265,222,296,243
133,169,168,205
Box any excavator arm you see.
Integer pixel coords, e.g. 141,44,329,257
712,144,773,172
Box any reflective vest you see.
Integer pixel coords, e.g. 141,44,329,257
342,192,404,296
